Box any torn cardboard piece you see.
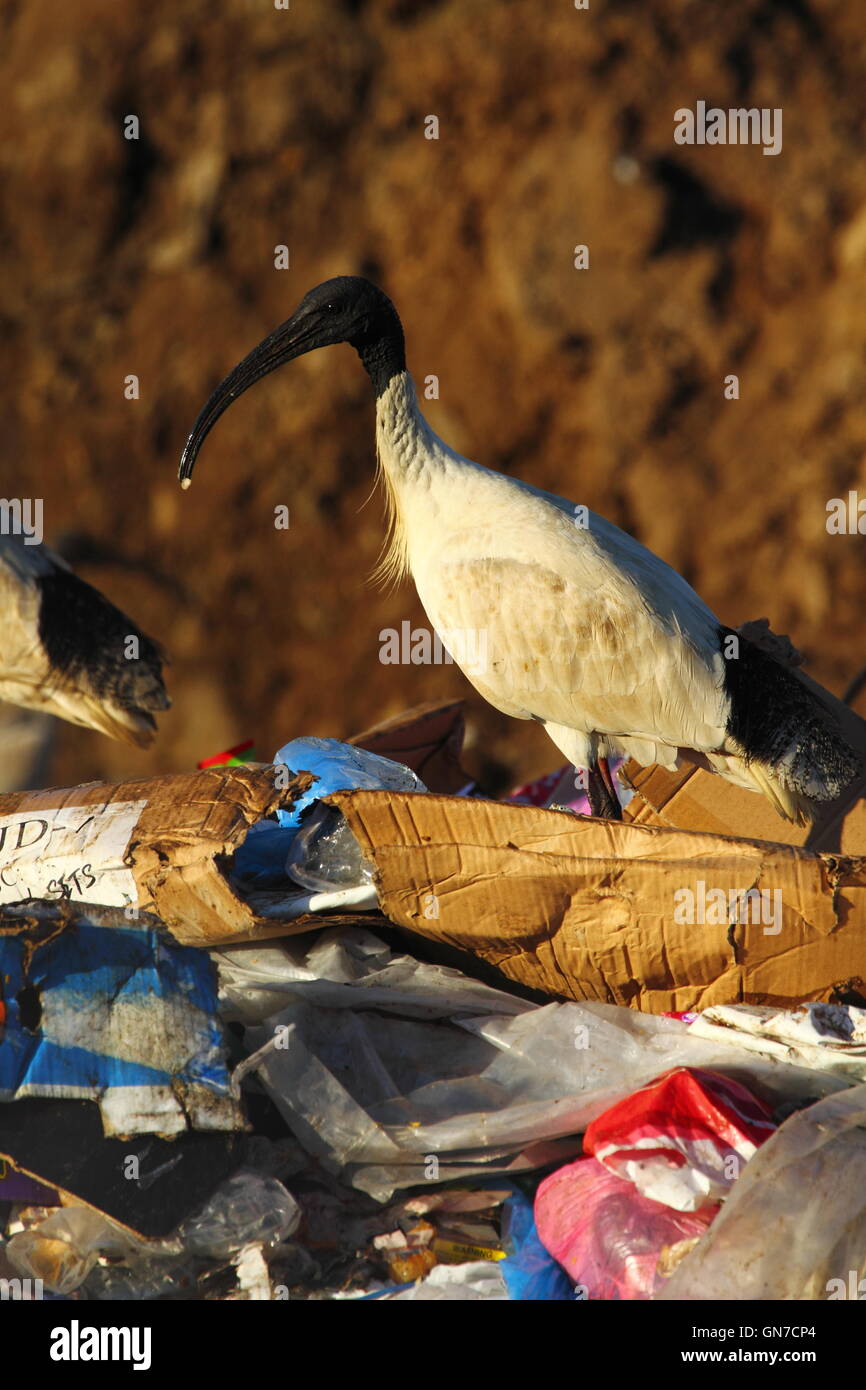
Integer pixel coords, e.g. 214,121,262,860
0,765,363,947
0,714,472,947
331,789,866,1013
0,903,242,1136
348,700,471,794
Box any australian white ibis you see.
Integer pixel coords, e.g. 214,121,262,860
178,276,858,822
0,535,169,745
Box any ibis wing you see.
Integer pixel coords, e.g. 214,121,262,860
0,537,168,745
417,554,730,756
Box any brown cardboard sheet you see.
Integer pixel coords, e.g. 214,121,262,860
333,788,866,1014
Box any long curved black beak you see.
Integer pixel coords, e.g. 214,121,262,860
178,313,319,487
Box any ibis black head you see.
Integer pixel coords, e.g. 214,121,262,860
179,276,405,486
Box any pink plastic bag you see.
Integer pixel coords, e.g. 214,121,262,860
535,1157,717,1300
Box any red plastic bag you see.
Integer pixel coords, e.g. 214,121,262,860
535,1157,717,1300
584,1067,776,1211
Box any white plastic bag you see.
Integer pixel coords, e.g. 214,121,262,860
659,1083,866,1300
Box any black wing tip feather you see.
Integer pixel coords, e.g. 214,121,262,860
36,567,169,715
720,625,861,800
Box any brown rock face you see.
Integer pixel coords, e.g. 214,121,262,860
2,0,865,792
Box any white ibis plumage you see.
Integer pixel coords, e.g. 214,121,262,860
179,276,858,822
0,535,169,745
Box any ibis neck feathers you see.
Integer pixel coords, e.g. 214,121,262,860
372,370,469,586
375,372,434,474
375,370,481,491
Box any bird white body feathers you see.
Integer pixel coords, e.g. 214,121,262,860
374,372,804,812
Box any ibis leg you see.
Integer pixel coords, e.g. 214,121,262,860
587,757,622,820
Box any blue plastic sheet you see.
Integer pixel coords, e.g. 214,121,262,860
233,738,426,885
0,911,241,1136
500,1186,574,1301
272,738,426,829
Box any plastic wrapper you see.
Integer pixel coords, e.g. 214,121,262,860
658,1082,866,1300
273,737,427,828
534,1157,717,1300
6,1207,142,1296
232,819,299,887
583,1068,776,1211
279,740,425,891
387,1260,509,1301
178,1172,300,1257
688,1001,866,1084
373,1221,438,1283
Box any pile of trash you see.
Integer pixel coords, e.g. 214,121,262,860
2,701,866,1301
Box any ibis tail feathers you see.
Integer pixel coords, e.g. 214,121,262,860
717,629,860,824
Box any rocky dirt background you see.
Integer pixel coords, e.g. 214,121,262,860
2,0,866,792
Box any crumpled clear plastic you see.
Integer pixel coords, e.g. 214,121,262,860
6,1170,300,1296
6,1206,142,1296
233,738,427,891
235,991,852,1201
273,737,427,829
283,743,427,892
285,803,376,892
213,925,533,1025
178,1172,300,1258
